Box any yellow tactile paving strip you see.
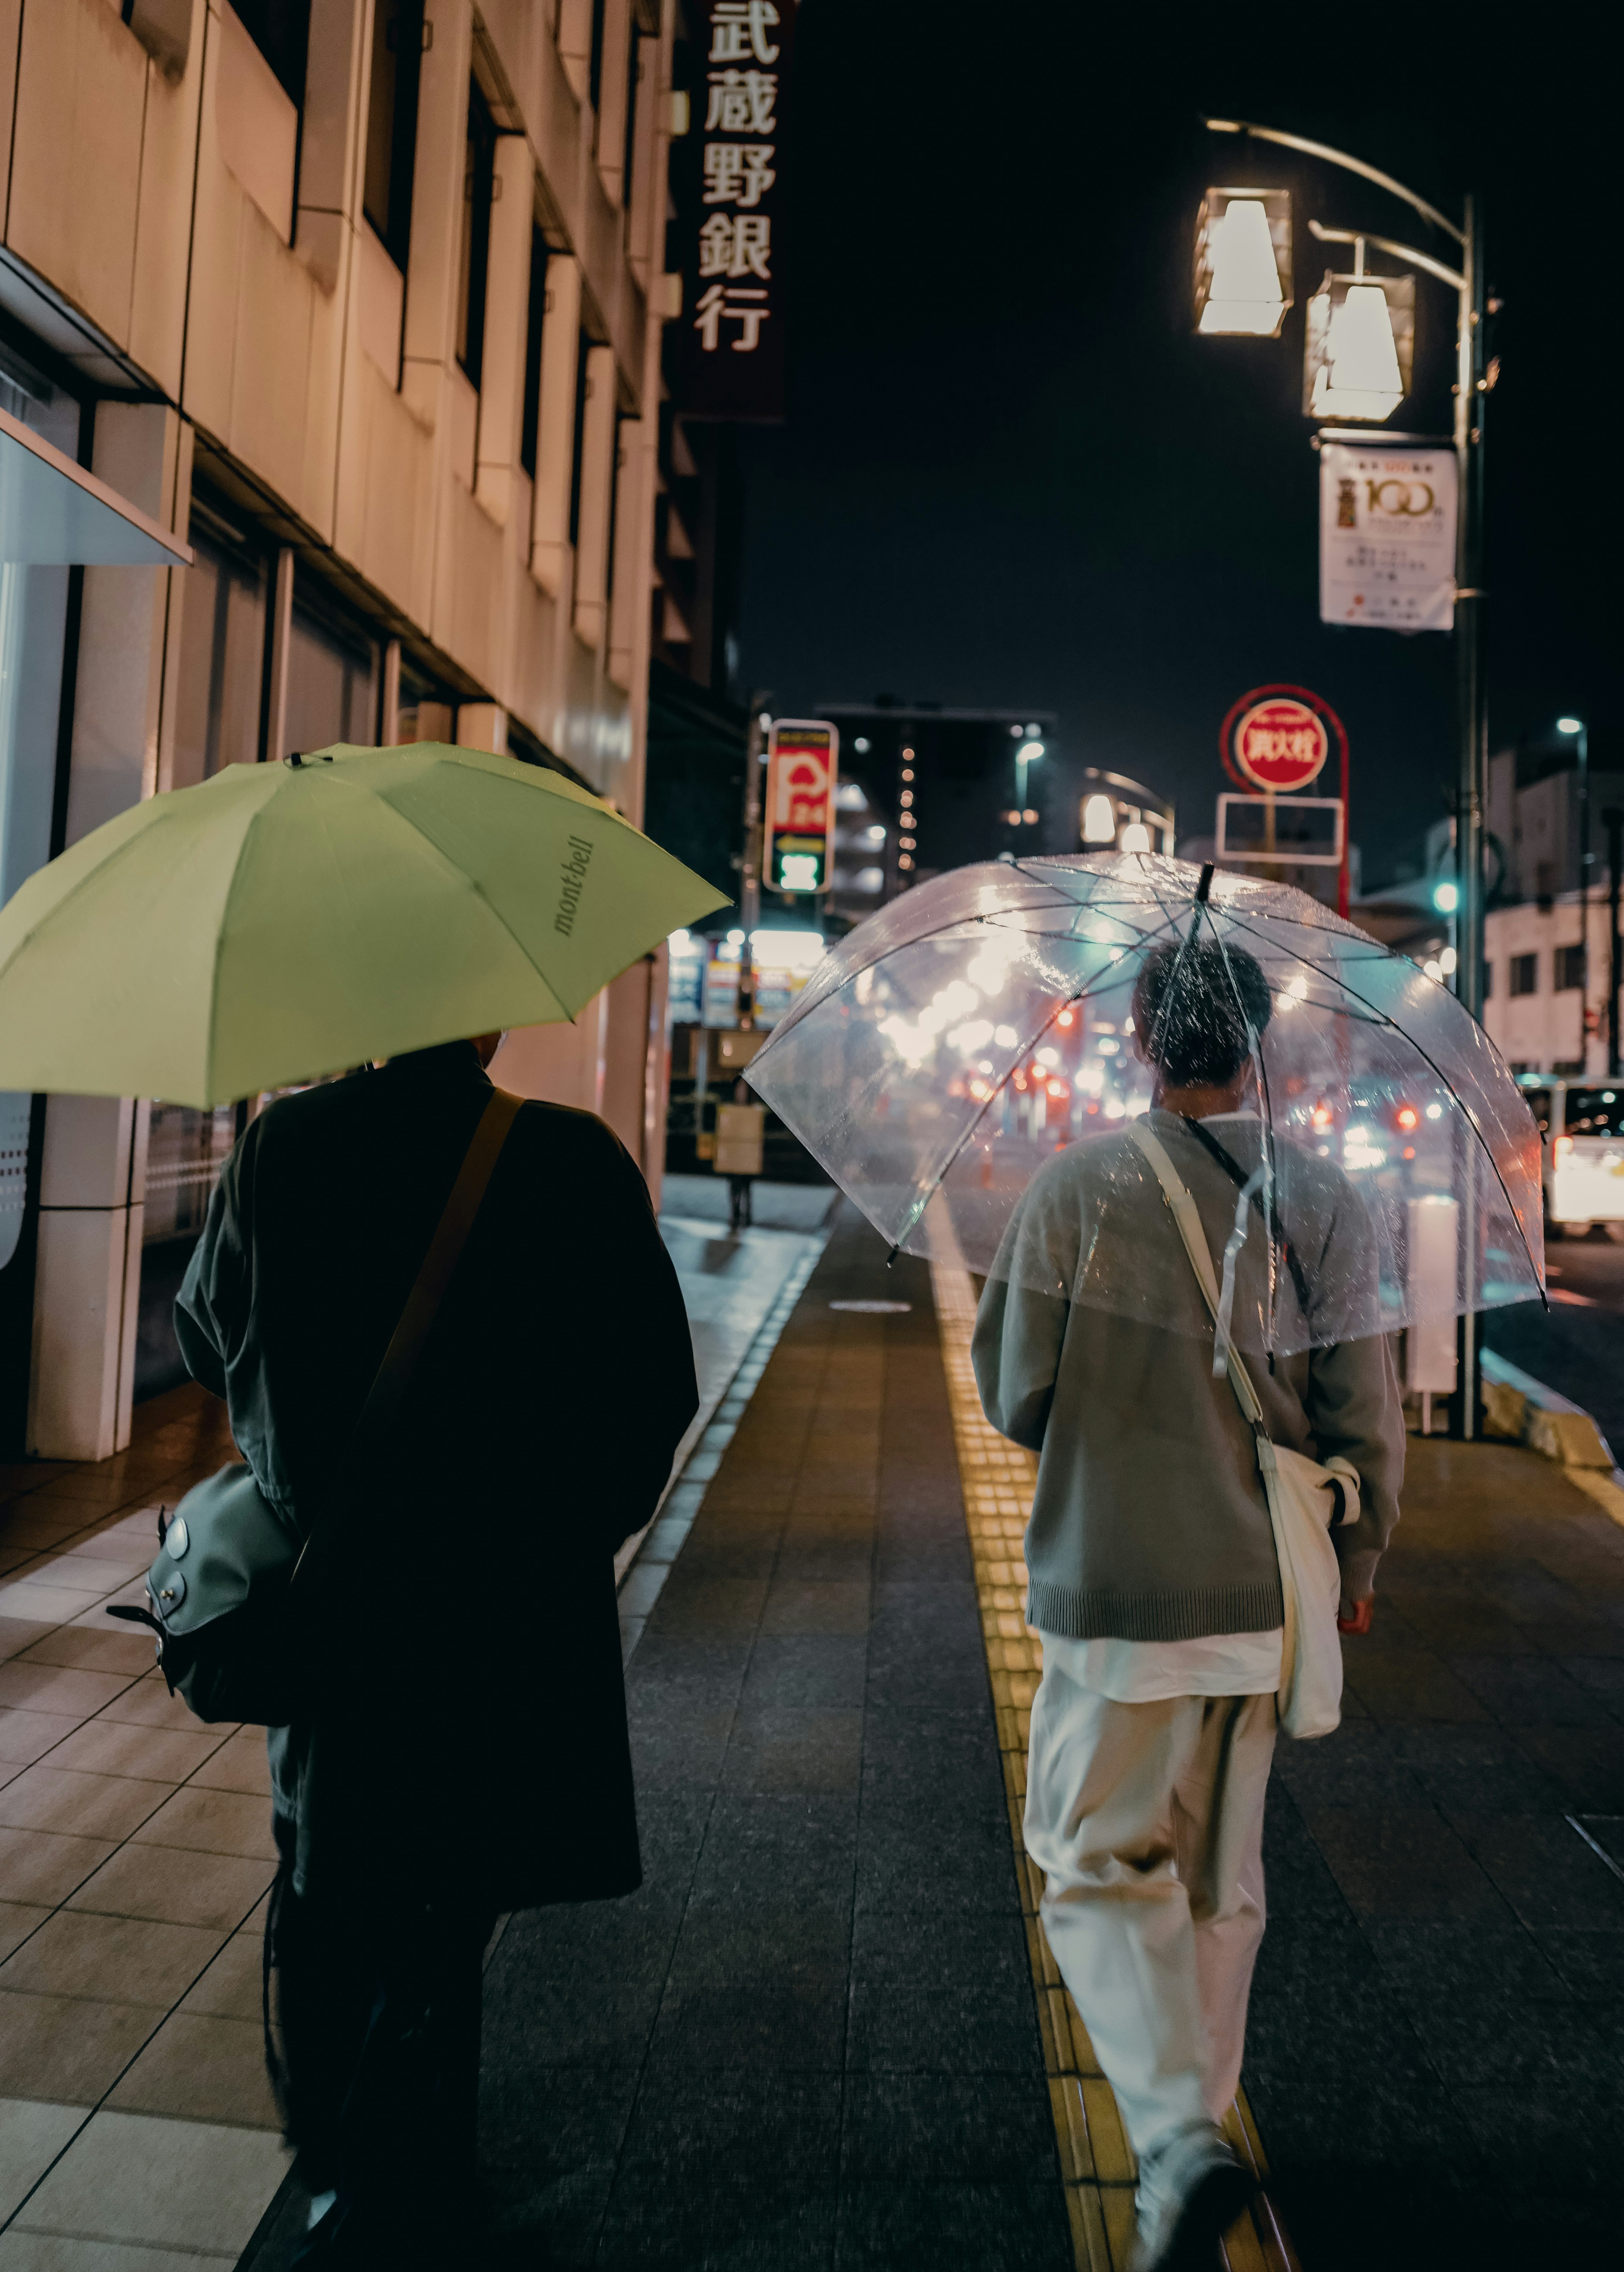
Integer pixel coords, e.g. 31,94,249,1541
929,1259,1303,2272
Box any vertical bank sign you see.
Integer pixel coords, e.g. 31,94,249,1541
766,719,837,893
673,1,796,420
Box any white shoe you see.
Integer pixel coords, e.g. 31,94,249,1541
1129,2121,1256,2272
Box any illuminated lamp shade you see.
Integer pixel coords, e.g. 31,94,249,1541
1117,822,1152,854
1304,269,1414,423
1082,793,1116,844
1194,189,1292,338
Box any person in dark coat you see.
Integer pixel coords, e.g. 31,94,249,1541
174,1036,697,2266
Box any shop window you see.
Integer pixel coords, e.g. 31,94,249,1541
1555,943,1586,992
286,582,380,753
171,505,270,788
1509,953,1538,998
455,80,499,390
363,0,425,271
520,225,549,480
230,0,312,110
138,1104,241,1399
622,28,643,210
567,330,592,546
589,0,608,116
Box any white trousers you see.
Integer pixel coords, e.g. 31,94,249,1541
1023,1659,1277,2165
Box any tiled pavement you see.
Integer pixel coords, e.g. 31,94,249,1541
1244,1435,1624,2272
488,1205,1624,2271
0,1196,829,2269
5,1188,1624,2270
479,1209,1072,2269
0,1388,290,2267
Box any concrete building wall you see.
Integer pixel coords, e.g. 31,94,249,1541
1484,893,1615,1077
1,0,683,1456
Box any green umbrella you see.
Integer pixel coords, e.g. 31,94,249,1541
0,741,727,1106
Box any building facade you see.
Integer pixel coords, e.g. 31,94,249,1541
1482,893,1617,1079
0,0,690,1459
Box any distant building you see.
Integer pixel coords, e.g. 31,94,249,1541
815,705,1060,924
1356,739,1624,1077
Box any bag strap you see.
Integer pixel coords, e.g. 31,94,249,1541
1127,1119,1267,1433
1178,1115,1313,1320
292,1086,523,1579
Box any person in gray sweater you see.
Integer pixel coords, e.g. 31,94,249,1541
973,938,1403,2272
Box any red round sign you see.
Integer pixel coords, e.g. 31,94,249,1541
1229,697,1328,793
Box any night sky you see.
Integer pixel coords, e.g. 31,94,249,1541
734,2,1609,887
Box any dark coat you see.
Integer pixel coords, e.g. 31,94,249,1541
174,1041,697,1910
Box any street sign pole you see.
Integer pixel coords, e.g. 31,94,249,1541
1453,195,1487,1441
739,698,765,1032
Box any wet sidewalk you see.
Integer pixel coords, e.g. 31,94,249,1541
1,1194,1621,2269
480,1209,1070,2268
0,1189,830,2268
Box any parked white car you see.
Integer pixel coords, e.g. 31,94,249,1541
1518,1076,1624,1240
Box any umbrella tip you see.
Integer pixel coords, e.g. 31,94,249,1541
1196,863,1215,903
285,752,304,768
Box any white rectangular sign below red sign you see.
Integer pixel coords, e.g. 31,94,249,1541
1319,443,1458,632
765,718,838,894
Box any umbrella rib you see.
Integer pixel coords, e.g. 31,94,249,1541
1214,906,1546,1301
760,893,1087,1054
887,901,1191,1254
330,783,576,1025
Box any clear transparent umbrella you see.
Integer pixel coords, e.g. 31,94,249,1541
745,853,1544,1357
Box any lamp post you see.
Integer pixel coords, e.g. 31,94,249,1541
1557,716,1590,1067
1604,805,1623,1080
1199,120,1489,1440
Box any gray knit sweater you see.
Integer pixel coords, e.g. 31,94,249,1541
972,1110,1404,1641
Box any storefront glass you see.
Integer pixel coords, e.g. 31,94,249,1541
0,354,76,1270
169,515,269,788
287,597,378,751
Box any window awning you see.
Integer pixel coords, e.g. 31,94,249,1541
0,404,192,568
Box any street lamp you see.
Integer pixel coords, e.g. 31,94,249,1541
1199,118,1490,1441
1082,793,1116,844
1303,250,1414,422
1193,188,1292,335
1015,738,1044,809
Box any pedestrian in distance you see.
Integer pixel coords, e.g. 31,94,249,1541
174,1034,697,2267
972,941,1404,2271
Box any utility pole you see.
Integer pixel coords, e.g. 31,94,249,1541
1606,806,1623,1080
1453,192,1487,1442
738,696,767,1031
1202,123,1489,1438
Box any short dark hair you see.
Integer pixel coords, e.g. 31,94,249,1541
1132,940,1273,1087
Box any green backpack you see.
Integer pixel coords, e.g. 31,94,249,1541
109,1090,522,1725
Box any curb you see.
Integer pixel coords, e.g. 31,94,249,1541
1479,1349,1619,1474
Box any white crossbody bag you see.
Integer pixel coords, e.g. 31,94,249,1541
1129,1120,1358,1741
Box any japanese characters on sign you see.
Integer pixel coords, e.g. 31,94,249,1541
1230,697,1329,793
765,719,838,893
1319,444,1458,632
675,1,795,419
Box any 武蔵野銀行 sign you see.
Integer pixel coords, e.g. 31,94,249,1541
765,719,838,894
672,1,796,421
